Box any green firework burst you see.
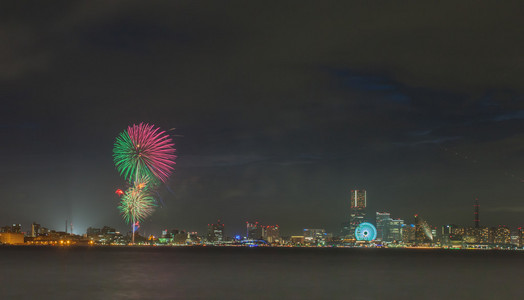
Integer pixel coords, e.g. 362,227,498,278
118,176,157,224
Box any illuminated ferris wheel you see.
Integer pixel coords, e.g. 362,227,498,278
355,222,377,241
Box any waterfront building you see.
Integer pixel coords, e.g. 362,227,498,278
290,236,305,245
477,226,490,243
207,219,225,242
31,223,40,237
86,227,101,236
247,222,263,240
11,224,22,233
86,226,121,244
262,225,280,244
375,212,403,242
303,228,326,244
388,218,404,242
376,212,391,241
101,226,116,235
401,224,416,243
491,226,511,245
1,224,23,234
0,232,24,244
349,189,367,239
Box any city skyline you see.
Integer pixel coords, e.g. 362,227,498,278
1,192,519,237
2,2,524,236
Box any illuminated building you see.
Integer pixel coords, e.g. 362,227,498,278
463,226,490,244
0,232,24,244
340,221,351,237
101,226,116,235
460,226,490,244
303,228,326,244
518,228,524,248
290,236,305,245
86,226,121,245
30,223,49,237
247,222,263,240
477,227,490,243
414,215,433,244
1,224,23,234
401,224,416,243
31,223,40,237
262,225,280,243
349,189,367,239
11,224,22,233
491,226,511,245
207,219,225,242
388,218,404,242
451,225,465,239
86,227,102,236
376,212,390,241
375,212,403,242
187,232,200,244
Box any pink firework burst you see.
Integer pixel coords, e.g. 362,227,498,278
113,123,177,184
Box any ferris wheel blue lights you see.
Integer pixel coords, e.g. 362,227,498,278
355,222,377,241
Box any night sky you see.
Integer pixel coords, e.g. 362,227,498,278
2,1,523,236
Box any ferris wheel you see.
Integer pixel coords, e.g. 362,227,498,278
355,222,377,241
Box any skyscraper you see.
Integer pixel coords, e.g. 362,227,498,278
207,219,225,243
388,218,404,242
247,222,263,240
262,225,280,244
474,198,480,228
376,212,391,241
349,189,367,239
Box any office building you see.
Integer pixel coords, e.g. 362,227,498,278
388,218,404,242
262,225,280,243
207,219,225,242
376,212,390,241
491,226,511,245
349,189,367,239
303,228,326,244
247,222,263,240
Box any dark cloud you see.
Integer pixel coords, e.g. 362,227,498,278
1,1,523,235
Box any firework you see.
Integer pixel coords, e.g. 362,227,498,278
113,123,176,184
118,177,157,224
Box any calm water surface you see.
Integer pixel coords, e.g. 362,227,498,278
1,246,522,299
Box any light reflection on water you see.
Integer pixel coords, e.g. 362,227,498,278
0,247,522,299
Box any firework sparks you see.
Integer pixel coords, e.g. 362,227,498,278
113,123,176,184
118,177,157,224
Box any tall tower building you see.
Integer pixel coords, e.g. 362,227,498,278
474,198,480,228
349,189,367,238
